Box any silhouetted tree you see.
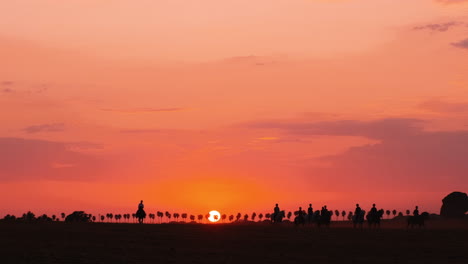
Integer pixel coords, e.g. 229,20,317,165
221,214,227,222
52,215,56,221
229,215,234,222
149,213,155,223
341,210,346,220
197,214,203,222
265,213,271,219
157,211,164,223
334,210,340,220
392,210,397,218
386,210,391,219
92,216,96,222
190,215,195,222
243,214,249,221
236,213,241,221
174,213,180,222
406,210,410,216
251,212,257,222
259,213,264,221
165,211,172,222
65,211,90,222
347,211,353,221
205,214,210,222
100,215,105,222
287,211,292,220
2,214,16,221
182,213,188,222
61,213,65,221
132,213,136,223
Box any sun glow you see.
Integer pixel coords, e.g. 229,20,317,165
208,210,221,223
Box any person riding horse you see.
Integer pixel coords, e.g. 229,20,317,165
353,203,365,228
136,200,146,224
294,207,306,226
272,203,280,222
307,204,314,224
367,204,383,228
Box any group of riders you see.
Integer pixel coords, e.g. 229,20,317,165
272,203,427,228
135,200,427,227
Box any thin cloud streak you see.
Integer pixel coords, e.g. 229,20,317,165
100,107,187,113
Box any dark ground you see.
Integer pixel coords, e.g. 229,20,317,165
1,220,467,264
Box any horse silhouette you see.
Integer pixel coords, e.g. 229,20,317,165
271,210,285,223
367,209,384,228
407,212,429,228
353,210,366,229
136,208,146,224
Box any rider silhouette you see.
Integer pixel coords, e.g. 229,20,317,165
355,204,362,216
370,204,377,214
298,207,304,217
321,206,328,216
139,200,144,210
274,203,280,214
308,204,313,215
413,206,419,216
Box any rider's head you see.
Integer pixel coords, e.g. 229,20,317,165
140,200,143,203
415,206,419,209
356,204,359,207
373,203,376,207
299,207,302,210
309,203,312,207
275,203,278,207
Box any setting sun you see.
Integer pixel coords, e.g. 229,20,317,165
208,211,221,223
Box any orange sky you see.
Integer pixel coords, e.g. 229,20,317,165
1,0,468,218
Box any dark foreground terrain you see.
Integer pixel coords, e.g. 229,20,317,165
1,221,467,264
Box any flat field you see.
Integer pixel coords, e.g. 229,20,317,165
0,220,467,264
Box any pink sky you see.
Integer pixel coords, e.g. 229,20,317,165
1,0,468,217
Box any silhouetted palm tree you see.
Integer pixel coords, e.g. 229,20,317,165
236,213,241,221
335,210,340,220
251,212,257,222
190,215,195,222
221,214,227,222
149,213,155,223
92,216,96,222
52,215,56,221
100,215,105,222
386,210,391,219
157,211,163,223
197,214,203,223
165,212,171,222
265,213,271,220
132,213,136,223
392,210,397,218
205,214,210,222
259,213,264,221
174,213,180,222
243,214,249,221
61,213,65,221
229,215,234,222
406,209,410,216
341,210,346,220
347,211,353,221
182,213,187,222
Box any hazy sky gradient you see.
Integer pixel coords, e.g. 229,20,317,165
1,0,468,216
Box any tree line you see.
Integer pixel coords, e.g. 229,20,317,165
1,208,414,224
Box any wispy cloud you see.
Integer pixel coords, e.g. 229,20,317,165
1,81,14,86
22,123,65,133
101,107,186,113
413,22,462,32
419,100,468,112
435,0,468,4
451,38,468,49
